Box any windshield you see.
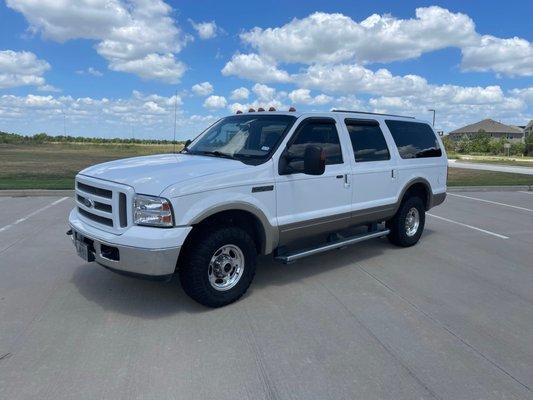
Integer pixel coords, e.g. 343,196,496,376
185,114,297,164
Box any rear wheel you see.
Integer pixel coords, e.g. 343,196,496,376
387,196,425,247
179,226,257,307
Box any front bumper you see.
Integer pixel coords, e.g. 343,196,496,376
68,208,192,277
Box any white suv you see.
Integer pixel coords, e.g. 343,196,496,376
68,109,447,307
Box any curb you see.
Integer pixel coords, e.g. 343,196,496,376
0,189,74,197
447,185,532,192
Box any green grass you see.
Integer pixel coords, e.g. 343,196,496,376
2,143,532,190
448,168,533,186
0,142,179,190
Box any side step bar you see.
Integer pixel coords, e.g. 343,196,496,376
274,229,390,264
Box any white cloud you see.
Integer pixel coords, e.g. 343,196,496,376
240,7,477,65
7,0,190,82
0,50,51,89
288,89,332,105
191,81,214,96
76,67,103,77
189,20,218,40
252,83,276,101
0,91,224,139
510,87,533,104
203,95,227,109
230,87,250,100
222,53,291,83
462,35,533,77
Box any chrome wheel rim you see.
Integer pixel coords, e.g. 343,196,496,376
208,244,245,291
405,207,420,237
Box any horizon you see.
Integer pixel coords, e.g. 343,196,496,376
0,0,532,140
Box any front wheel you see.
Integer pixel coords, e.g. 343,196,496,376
179,226,257,307
387,196,425,247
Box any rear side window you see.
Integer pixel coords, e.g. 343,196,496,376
288,120,343,165
385,120,442,159
345,119,390,162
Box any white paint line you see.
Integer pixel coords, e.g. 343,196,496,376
0,197,69,233
448,193,533,213
519,191,533,195
427,213,509,239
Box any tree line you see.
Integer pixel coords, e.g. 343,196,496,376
0,131,185,145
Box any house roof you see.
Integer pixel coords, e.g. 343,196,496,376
525,120,533,130
449,119,524,135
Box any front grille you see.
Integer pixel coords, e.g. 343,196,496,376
78,207,113,226
75,177,131,232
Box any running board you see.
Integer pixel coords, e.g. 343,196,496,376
274,229,390,264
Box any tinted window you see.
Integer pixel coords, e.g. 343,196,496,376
346,120,390,162
385,120,442,159
287,120,343,165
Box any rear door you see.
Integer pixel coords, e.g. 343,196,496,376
345,118,399,213
275,117,352,243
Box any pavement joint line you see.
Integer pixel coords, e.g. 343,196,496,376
356,265,531,393
0,197,68,233
427,213,509,239
448,193,533,213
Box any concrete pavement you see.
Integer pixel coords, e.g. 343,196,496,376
0,192,532,399
448,159,533,175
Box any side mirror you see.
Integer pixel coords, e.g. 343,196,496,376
303,145,325,175
184,139,192,149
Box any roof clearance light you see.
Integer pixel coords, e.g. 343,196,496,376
236,110,243,114
248,108,256,112
257,107,265,112
288,107,296,112
268,107,276,111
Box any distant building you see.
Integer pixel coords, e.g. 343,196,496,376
448,119,525,142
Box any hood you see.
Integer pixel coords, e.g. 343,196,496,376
79,153,245,195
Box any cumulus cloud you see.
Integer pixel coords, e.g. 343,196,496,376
191,81,214,96
288,89,332,105
0,91,223,139
203,95,227,109
240,7,477,65
227,7,532,78
0,50,51,89
462,35,533,77
6,0,190,82
76,67,104,77
230,87,250,100
222,53,291,83
189,20,218,39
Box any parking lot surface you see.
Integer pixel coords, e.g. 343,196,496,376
0,192,532,400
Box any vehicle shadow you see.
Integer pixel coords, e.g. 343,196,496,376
71,265,206,319
71,230,435,318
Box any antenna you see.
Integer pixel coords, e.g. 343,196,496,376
172,89,178,153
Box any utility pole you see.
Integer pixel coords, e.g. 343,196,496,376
173,89,178,153
61,108,67,136
428,109,436,127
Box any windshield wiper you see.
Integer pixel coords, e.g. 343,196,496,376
195,150,238,160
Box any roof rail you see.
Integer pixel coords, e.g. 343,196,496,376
331,109,415,119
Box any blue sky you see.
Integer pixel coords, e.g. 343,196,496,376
0,0,531,139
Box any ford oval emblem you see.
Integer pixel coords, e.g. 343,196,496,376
83,198,94,208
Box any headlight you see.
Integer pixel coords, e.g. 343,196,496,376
133,194,174,227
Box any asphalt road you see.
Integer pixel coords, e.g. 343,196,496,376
448,159,533,175
0,192,532,400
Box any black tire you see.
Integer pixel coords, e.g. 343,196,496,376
179,226,257,307
387,196,425,247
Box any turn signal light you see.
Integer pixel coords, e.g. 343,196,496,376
289,107,296,112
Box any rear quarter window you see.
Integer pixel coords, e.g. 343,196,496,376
385,120,442,159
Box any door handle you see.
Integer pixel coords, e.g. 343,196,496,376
336,175,344,179
344,174,351,188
